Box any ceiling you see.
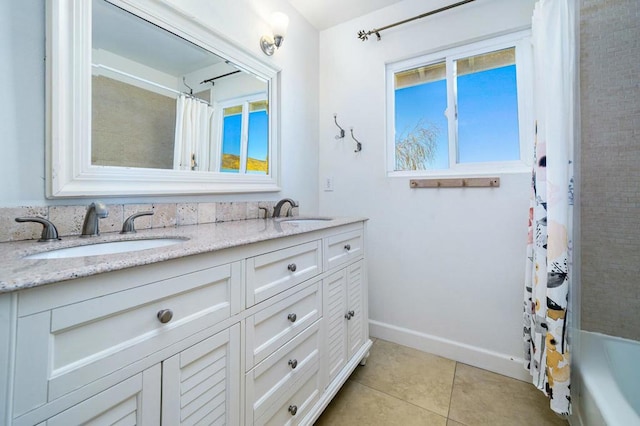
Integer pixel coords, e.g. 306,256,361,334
287,0,406,30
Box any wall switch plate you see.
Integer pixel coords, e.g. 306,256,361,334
323,176,334,191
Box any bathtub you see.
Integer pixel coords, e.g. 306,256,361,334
577,331,640,426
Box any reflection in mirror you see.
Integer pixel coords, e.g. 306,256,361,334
91,0,269,174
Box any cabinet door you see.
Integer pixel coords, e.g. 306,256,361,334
346,260,366,359
161,324,240,425
323,260,367,386
45,365,160,426
323,269,348,384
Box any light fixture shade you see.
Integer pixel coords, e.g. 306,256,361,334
270,12,289,38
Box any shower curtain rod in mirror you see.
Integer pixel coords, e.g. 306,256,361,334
92,63,212,105
357,0,476,41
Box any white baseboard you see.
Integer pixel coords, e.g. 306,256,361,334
369,319,531,382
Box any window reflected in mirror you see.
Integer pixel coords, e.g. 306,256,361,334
220,99,269,174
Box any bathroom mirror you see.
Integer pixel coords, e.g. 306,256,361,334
47,0,281,197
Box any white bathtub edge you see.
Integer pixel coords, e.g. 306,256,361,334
578,331,640,426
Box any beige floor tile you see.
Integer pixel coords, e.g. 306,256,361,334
349,339,456,417
314,380,447,426
448,364,568,426
447,420,467,426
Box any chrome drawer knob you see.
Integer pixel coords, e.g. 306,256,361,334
288,313,297,323
288,359,298,369
288,405,298,416
344,244,351,251
287,263,297,272
157,309,173,324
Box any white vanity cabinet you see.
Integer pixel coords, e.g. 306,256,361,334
1,221,371,425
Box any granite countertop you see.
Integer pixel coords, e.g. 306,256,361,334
0,217,365,293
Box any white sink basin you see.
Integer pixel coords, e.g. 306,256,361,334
25,238,187,259
278,218,333,225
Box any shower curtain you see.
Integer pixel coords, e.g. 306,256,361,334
523,0,575,416
173,94,214,171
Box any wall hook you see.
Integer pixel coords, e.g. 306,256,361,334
350,128,362,152
333,114,345,139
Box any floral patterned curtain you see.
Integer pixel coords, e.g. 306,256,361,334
523,0,575,416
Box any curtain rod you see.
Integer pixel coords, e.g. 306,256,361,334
91,63,211,105
357,0,476,41
200,70,241,85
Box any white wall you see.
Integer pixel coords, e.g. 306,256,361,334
318,0,536,379
0,0,319,213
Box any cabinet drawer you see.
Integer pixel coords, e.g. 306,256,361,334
13,262,240,416
254,363,321,426
246,281,322,370
247,240,322,306
324,230,363,270
246,321,321,422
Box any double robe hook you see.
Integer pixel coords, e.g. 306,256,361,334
333,114,362,152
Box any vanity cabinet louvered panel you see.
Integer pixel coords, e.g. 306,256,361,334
323,269,348,383
323,259,367,385
43,365,161,426
162,324,240,426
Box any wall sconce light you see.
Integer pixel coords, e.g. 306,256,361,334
260,12,289,56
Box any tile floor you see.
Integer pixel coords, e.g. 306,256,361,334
315,339,568,426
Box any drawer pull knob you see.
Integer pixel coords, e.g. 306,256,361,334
288,405,298,416
344,244,351,251
287,263,297,272
345,310,355,320
157,309,174,324
288,313,297,323
288,359,298,369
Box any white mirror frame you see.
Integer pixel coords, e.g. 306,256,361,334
46,0,281,198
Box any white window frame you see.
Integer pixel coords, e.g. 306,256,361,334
386,30,533,177
214,92,268,174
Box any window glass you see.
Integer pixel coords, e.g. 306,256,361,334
247,100,269,175
456,48,520,163
387,34,529,175
221,105,242,173
394,62,448,171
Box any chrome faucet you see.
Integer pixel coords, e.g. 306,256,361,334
272,198,298,218
81,202,109,237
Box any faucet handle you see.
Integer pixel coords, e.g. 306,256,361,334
121,211,154,234
258,206,270,219
15,217,61,242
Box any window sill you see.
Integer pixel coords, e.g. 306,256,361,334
387,162,531,178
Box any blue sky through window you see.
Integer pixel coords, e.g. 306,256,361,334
248,110,268,161
221,113,242,173
457,65,519,163
395,79,449,170
394,57,520,170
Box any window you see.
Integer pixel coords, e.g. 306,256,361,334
387,32,532,175
218,96,269,175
